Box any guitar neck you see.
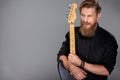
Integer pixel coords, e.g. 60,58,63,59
70,24,76,54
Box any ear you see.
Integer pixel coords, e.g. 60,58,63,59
97,13,101,20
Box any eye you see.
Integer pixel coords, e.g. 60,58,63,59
88,15,92,17
81,13,85,17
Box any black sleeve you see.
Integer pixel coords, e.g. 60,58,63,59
102,36,118,74
57,32,70,61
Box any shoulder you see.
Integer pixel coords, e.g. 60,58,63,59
98,27,115,40
98,27,118,47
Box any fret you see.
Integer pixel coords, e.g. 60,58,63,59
67,3,77,55
70,24,76,54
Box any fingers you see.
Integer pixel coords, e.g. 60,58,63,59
73,71,87,80
68,54,81,66
68,54,80,60
68,54,74,63
68,54,76,61
69,53,74,57
80,68,87,76
76,68,87,80
70,66,87,80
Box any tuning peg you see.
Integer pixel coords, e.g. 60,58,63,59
69,4,71,7
68,4,71,9
68,7,70,11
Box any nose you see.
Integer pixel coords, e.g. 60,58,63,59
83,16,88,22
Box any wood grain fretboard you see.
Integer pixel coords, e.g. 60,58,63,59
70,23,76,54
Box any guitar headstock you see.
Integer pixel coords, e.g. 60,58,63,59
67,3,77,24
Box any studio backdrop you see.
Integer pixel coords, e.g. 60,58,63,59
0,0,120,80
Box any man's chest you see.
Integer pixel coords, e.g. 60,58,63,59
76,37,105,64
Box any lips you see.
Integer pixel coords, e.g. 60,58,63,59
83,22,91,25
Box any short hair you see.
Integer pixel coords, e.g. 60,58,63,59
79,0,101,14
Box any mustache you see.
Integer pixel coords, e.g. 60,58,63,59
82,21,91,25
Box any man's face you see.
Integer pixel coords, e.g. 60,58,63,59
80,7,100,37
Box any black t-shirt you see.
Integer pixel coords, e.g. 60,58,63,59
57,25,118,80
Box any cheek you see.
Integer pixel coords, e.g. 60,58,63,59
89,18,97,24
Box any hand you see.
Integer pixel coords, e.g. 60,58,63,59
69,64,87,80
62,60,70,70
59,55,72,70
68,54,82,66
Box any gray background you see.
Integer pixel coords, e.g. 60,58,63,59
0,0,119,80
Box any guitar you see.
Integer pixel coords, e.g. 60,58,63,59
67,3,77,55
57,3,78,80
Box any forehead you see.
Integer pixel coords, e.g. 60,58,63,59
81,7,96,15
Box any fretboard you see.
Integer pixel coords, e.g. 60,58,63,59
70,24,76,54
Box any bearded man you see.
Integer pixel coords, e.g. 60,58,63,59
57,0,118,80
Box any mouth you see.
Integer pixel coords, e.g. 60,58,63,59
84,22,91,25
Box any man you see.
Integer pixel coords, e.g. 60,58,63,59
57,0,118,80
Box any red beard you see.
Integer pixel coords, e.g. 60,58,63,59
79,21,97,37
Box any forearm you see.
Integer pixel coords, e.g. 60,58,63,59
84,62,109,76
59,55,88,80
68,54,110,76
